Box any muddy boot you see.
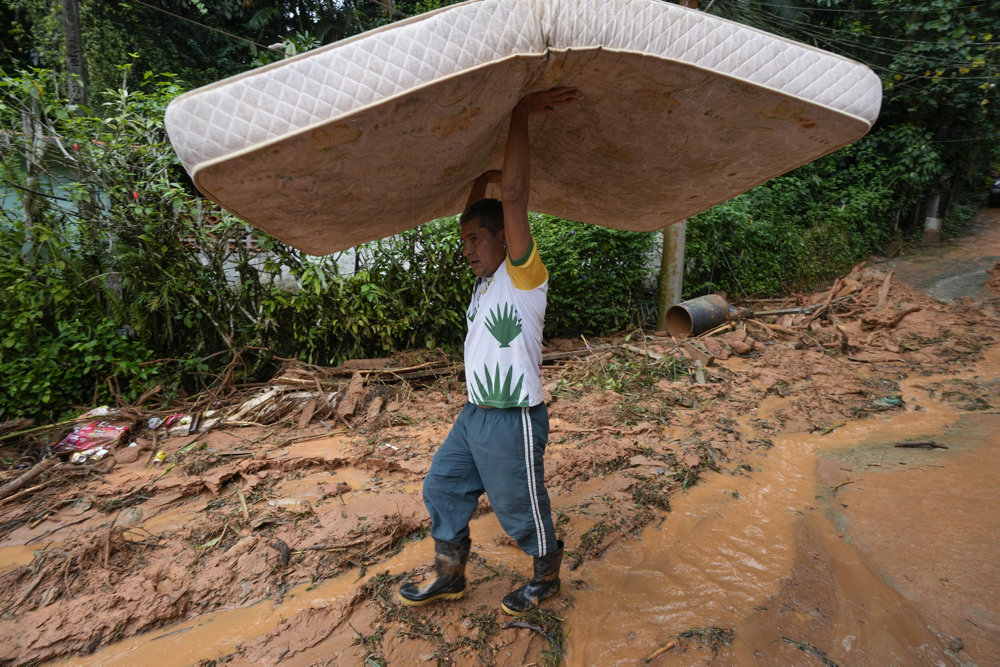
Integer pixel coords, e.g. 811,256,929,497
398,538,470,606
501,541,563,616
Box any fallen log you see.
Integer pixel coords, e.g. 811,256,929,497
0,418,33,437
0,456,60,501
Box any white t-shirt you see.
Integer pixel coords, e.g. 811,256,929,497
464,239,548,408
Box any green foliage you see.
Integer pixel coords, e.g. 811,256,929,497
532,216,656,336
683,138,901,299
711,0,998,232
0,65,477,422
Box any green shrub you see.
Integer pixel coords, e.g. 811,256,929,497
531,215,656,336
684,152,898,299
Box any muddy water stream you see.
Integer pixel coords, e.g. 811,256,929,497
565,344,1000,664
72,513,525,666
72,346,999,665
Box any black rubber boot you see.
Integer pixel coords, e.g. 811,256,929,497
501,541,563,616
398,538,470,606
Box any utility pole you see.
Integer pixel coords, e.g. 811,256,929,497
656,221,686,331
63,0,88,107
655,0,699,330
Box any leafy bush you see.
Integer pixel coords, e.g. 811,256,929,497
683,147,898,299
0,66,473,422
531,215,656,336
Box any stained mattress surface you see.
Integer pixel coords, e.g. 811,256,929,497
165,0,882,255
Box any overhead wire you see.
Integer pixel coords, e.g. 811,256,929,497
748,1,986,14
753,8,995,62
719,3,998,81
122,0,416,52
124,0,283,51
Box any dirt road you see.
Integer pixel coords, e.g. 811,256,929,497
1,209,998,666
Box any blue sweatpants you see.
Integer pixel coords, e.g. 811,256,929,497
423,402,557,557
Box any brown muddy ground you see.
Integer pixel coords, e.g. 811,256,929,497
1,209,999,666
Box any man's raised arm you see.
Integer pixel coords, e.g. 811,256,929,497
501,87,578,261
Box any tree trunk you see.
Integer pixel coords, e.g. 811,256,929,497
656,221,686,331
21,108,44,247
62,0,88,107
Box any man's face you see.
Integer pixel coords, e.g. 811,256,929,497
460,218,506,278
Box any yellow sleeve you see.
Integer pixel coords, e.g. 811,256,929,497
506,237,548,290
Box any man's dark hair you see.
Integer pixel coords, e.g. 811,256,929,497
460,198,504,235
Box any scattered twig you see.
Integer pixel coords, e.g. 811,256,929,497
502,621,564,657
25,512,98,544
831,479,855,493
804,278,842,326
0,419,77,443
236,486,251,520
874,270,894,312
104,513,119,568
781,637,839,666
0,481,51,507
642,639,678,663
894,440,948,449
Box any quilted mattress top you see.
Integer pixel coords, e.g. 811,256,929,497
165,0,882,255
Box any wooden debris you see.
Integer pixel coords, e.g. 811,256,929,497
623,343,666,361
642,639,678,663
237,486,250,520
335,371,366,420
0,456,59,502
680,340,715,367
693,360,707,385
366,396,384,420
0,482,51,508
0,418,33,437
874,270,894,312
862,306,921,329
133,384,162,407
228,388,283,422
894,440,947,449
805,277,842,326
297,399,317,428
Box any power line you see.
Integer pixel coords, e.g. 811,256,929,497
723,5,998,78
746,0,986,14
124,0,279,52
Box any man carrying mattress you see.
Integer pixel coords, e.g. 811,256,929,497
399,86,578,615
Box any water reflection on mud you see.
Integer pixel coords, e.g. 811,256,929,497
562,352,998,665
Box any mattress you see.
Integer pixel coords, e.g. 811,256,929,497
164,0,882,256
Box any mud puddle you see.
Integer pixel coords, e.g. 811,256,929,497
73,512,534,666
60,354,1000,664
563,350,999,665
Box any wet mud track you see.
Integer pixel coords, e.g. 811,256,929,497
1,210,999,666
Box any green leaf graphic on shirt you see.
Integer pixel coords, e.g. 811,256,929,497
470,363,526,406
484,303,521,348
